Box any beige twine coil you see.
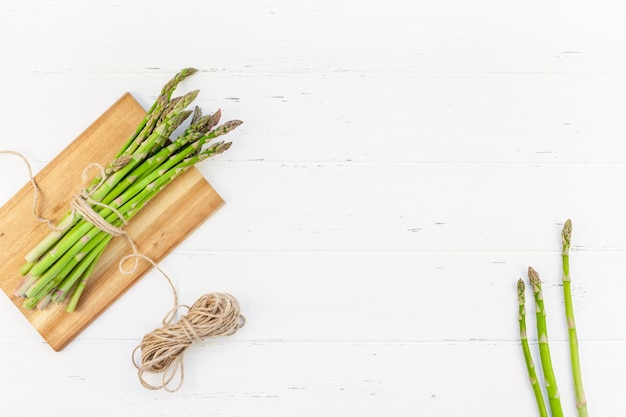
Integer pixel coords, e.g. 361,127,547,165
1,151,244,392
133,292,245,392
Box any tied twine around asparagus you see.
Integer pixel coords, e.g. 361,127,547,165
0,153,134,244
3,152,195,313
66,163,146,276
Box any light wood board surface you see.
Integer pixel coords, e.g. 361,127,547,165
0,93,223,351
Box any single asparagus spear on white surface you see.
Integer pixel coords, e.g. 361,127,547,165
561,219,588,417
528,266,564,417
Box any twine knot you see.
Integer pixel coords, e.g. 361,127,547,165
133,293,245,392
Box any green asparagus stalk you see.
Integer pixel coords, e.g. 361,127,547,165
517,278,549,417
52,235,113,304
24,231,112,304
561,219,588,416
528,266,564,417
16,68,242,312
65,236,111,313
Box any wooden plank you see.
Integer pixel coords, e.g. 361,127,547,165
0,93,224,351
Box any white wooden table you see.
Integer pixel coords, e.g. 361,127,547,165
1,0,625,415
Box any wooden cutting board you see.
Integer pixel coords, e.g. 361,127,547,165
0,93,224,351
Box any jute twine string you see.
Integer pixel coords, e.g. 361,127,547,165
70,163,143,273
133,292,244,392
72,163,129,236
1,151,244,392
0,150,59,229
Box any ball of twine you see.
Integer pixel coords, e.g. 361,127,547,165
133,292,245,392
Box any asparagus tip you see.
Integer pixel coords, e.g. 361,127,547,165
182,67,198,76
517,278,525,304
562,219,572,254
160,68,199,97
218,141,233,154
211,109,222,126
527,266,541,291
171,109,194,131
213,120,243,137
191,106,202,124
106,155,133,174
203,141,233,158
185,89,200,102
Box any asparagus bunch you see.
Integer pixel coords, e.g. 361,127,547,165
14,68,242,312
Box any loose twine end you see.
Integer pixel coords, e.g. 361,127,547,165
2,151,244,392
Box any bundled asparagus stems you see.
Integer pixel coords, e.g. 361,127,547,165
517,220,588,417
14,68,242,313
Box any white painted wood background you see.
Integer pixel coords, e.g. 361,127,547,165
1,0,626,415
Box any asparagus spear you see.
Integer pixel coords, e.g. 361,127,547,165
528,266,564,417
65,236,111,313
561,219,588,416
51,235,113,304
517,278,549,417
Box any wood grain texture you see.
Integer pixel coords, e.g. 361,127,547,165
0,93,223,351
